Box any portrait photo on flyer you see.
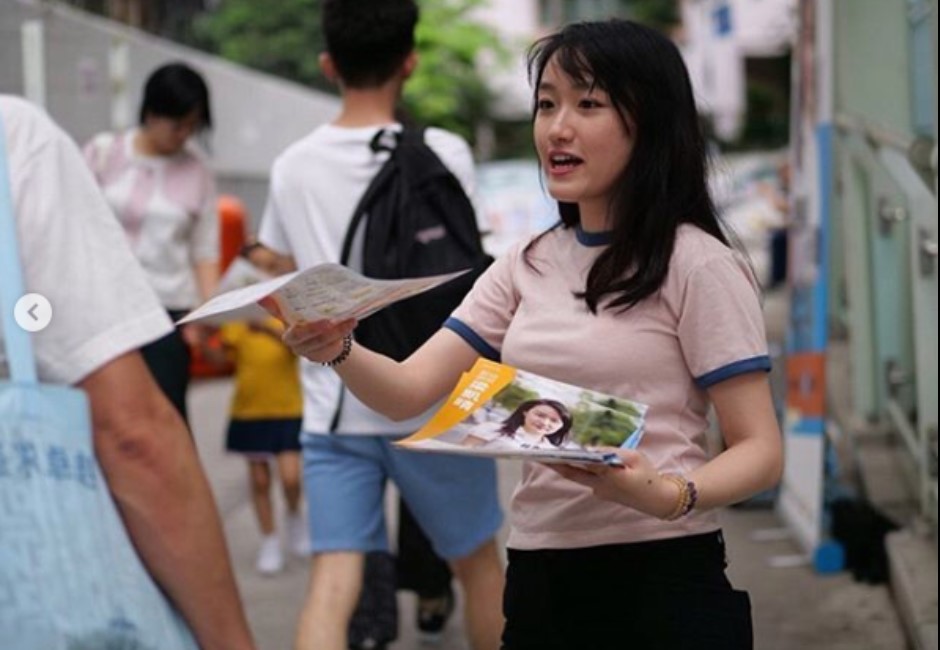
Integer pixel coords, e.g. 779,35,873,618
398,359,648,465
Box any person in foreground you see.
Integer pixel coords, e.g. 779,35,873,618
256,1,504,649
281,19,783,650
1,94,255,650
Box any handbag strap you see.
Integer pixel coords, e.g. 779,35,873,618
0,107,39,384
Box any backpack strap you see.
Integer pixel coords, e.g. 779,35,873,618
338,128,411,266
397,124,425,148
333,126,424,432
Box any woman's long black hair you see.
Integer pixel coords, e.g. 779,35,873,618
498,399,573,447
526,20,727,313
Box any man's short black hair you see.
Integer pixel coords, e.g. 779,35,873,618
322,0,419,88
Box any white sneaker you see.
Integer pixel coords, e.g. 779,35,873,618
256,534,284,575
286,513,312,557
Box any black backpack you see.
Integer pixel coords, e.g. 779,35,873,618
339,126,493,362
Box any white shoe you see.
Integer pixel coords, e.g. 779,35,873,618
286,513,312,557
256,534,284,575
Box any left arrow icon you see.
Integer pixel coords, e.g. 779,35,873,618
14,293,53,332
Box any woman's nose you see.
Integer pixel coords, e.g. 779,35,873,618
548,111,573,142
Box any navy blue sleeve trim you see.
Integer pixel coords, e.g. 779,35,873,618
694,355,772,389
443,317,500,361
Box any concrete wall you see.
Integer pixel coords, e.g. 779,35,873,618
0,0,341,223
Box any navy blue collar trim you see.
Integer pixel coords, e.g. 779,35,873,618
575,225,613,247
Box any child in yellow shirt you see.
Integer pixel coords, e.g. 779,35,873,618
206,241,308,573
221,315,309,575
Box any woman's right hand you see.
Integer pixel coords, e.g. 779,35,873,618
282,318,357,364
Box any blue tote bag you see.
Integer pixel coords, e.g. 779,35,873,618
0,112,197,649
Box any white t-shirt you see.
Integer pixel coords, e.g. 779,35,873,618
0,96,172,385
447,223,771,549
259,123,479,435
83,129,218,310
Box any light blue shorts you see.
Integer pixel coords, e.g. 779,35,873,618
301,433,503,560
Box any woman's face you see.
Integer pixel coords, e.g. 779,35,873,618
141,108,201,155
522,404,564,437
533,56,634,224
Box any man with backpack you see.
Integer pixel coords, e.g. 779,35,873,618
256,2,504,649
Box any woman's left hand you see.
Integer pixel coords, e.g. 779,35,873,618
546,448,678,519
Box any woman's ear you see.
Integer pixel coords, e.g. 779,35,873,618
319,52,339,84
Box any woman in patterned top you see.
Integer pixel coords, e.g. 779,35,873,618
83,62,218,423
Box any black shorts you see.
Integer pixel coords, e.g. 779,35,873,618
501,531,752,650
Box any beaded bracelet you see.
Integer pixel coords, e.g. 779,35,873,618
661,473,698,521
322,334,353,367
682,479,699,518
661,474,687,520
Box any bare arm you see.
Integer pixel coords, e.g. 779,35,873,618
80,352,255,650
552,372,783,518
244,243,297,276
194,259,220,301
283,319,478,421
687,372,784,507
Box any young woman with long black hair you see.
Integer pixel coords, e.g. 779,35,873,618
281,19,782,650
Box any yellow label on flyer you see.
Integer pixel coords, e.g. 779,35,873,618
402,359,515,442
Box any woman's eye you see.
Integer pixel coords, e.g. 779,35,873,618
579,98,602,109
536,98,554,110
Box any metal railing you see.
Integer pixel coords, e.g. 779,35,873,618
835,113,936,186
835,113,938,532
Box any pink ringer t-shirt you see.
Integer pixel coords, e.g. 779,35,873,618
446,223,770,550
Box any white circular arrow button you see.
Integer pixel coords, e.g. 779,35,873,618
14,293,53,332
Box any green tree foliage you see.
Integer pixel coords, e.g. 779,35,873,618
192,0,328,92
627,0,679,31
491,383,539,414
403,0,501,142
191,0,501,143
569,394,643,446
